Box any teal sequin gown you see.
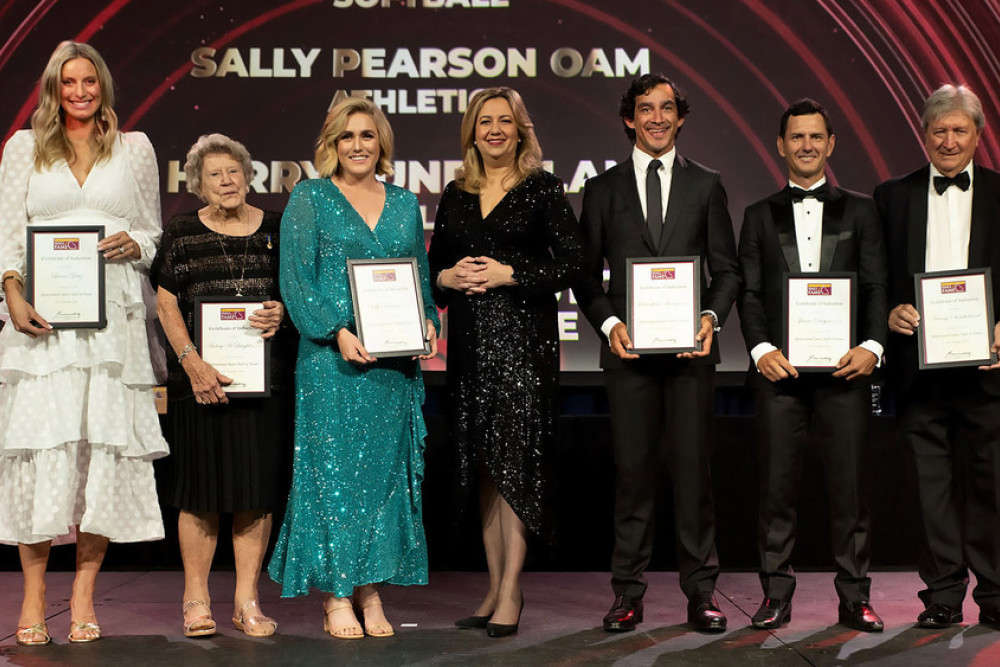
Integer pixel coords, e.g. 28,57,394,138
268,178,438,598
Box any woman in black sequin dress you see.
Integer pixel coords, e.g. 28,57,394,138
428,88,584,636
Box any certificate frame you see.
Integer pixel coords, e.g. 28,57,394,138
24,225,106,329
347,257,431,358
782,272,856,372
194,296,271,398
915,267,996,370
625,256,701,355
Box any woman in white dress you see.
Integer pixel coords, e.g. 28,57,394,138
0,41,167,646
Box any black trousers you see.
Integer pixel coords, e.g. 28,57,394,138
899,372,1000,610
753,373,873,604
605,362,719,600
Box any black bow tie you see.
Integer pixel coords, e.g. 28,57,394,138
789,184,829,202
933,171,971,195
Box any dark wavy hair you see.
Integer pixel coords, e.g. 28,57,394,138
618,73,690,143
778,98,833,138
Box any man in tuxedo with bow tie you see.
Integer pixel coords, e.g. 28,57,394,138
576,73,740,633
738,99,888,631
874,84,1000,630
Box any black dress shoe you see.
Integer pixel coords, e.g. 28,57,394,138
979,607,1000,629
603,595,643,632
917,603,963,628
751,598,792,630
687,592,727,633
838,601,884,632
486,596,524,638
454,614,491,629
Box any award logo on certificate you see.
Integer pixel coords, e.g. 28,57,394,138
194,297,271,397
347,257,430,358
915,268,996,369
25,225,106,328
783,273,856,371
625,256,700,354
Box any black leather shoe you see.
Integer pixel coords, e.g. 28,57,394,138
687,592,727,633
979,607,1000,629
454,614,491,629
917,603,963,628
751,598,791,629
839,601,884,632
603,595,643,632
485,596,524,638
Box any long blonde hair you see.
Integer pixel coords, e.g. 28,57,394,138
455,87,543,194
31,41,119,170
314,97,394,179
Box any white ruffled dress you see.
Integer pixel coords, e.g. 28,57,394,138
0,130,168,544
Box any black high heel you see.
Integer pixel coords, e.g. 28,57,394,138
454,614,491,629
486,596,524,638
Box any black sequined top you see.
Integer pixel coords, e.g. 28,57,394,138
151,210,296,399
428,170,584,536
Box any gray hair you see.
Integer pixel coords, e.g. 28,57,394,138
922,84,985,133
184,133,254,200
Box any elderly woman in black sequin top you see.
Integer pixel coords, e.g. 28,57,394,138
428,87,584,637
152,134,294,639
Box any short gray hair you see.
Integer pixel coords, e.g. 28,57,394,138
922,84,985,133
184,133,254,201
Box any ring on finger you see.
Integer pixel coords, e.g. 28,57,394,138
119,246,126,253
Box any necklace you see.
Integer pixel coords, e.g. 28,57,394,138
209,208,252,296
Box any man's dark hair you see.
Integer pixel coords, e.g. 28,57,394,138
619,73,690,142
778,98,833,138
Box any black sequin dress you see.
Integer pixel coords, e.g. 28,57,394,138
151,210,295,513
428,171,584,536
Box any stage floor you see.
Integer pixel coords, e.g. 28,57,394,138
1,571,998,665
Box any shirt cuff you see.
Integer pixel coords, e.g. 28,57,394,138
859,340,884,367
601,316,623,340
750,342,778,371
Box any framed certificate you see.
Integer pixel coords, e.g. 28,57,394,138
915,268,996,369
783,273,856,371
194,296,271,397
25,225,106,328
347,257,430,358
625,256,700,355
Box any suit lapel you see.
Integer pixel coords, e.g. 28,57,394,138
968,164,991,268
907,167,929,275
617,160,657,253
820,187,846,272
659,154,689,253
771,191,800,272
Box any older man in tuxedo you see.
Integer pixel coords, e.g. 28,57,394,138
874,84,1000,630
738,99,887,631
576,73,740,633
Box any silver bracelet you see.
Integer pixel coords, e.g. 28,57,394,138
178,343,196,364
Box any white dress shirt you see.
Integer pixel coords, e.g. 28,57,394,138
926,163,973,272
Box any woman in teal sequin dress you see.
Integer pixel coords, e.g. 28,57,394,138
268,98,438,640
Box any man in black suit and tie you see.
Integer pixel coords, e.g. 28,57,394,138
576,73,741,633
738,99,887,632
874,84,1000,630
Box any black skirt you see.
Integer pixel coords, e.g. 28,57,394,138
158,395,293,513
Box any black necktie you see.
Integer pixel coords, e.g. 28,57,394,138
933,171,971,195
789,183,830,202
646,159,663,246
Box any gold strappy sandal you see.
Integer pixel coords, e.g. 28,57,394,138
15,622,50,646
233,599,277,637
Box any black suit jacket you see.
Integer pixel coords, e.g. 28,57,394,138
738,185,888,360
873,163,1000,395
575,154,741,369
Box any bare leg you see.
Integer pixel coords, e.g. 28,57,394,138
178,511,219,631
473,469,505,617
490,496,527,626
69,531,109,640
17,541,51,640
232,511,271,607
355,583,393,636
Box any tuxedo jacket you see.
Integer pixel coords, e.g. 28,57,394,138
575,154,741,369
738,185,888,361
873,163,1000,395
